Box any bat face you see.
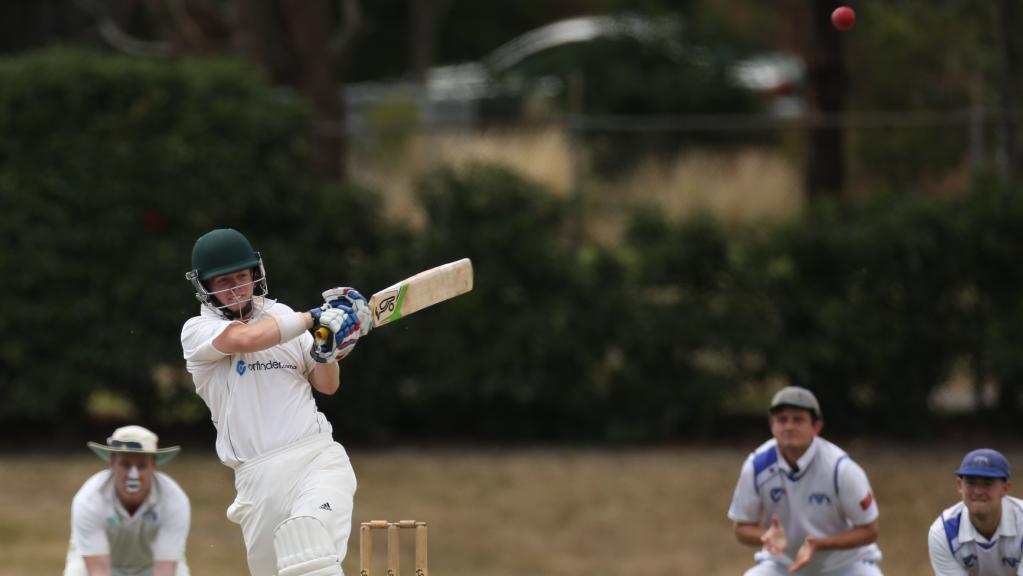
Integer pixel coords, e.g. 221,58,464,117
313,258,473,345
367,259,473,329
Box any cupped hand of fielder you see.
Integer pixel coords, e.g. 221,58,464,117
788,537,817,573
761,515,787,555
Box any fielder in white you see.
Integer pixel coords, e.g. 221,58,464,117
728,386,884,575
63,425,190,576
928,448,1023,575
180,228,371,576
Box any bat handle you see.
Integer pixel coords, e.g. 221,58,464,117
314,327,330,345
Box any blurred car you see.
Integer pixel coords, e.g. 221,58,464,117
344,14,805,134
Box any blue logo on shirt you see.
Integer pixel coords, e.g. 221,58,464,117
963,555,977,568
239,359,299,374
236,360,247,375
1004,557,1020,568
770,488,785,502
144,509,159,522
809,493,832,505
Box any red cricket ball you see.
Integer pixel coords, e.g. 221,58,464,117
831,6,856,31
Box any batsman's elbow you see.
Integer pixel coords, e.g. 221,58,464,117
308,364,341,395
315,381,340,395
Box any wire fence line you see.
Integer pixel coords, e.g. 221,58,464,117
338,106,1018,174
342,106,1017,164
565,108,1012,131
334,105,1020,213
325,107,1022,135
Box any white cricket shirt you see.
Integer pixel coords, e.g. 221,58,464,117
68,470,190,574
929,496,1023,575
728,436,882,573
181,298,332,468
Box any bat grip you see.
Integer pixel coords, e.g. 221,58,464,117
314,327,330,344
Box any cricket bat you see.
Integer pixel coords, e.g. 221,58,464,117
314,258,473,343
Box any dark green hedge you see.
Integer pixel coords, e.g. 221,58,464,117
336,174,1023,442
4,48,1023,444
0,48,397,431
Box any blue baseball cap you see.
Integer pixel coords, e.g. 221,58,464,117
956,448,1010,479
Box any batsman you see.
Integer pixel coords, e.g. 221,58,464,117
180,228,372,576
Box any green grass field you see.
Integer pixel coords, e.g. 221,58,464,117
0,443,1000,575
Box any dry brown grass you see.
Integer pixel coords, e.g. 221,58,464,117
584,147,804,243
349,127,803,241
0,443,1004,575
350,127,576,228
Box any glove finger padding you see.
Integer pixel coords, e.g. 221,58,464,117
322,287,365,308
322,287,373,336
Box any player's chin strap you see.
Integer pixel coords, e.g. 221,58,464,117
219,301,253,320
274,516,342,576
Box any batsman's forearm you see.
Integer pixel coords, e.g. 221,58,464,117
214,313,313,353
309,362,340,395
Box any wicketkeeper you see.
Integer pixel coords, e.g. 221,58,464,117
181,228,371,575
63,425,190,576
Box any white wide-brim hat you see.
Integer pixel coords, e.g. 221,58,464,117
87,425,181,465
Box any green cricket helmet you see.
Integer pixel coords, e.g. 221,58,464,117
185,228,269,318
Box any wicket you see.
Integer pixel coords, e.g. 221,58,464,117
359,520,428,576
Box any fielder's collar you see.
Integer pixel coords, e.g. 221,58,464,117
778,436,819,474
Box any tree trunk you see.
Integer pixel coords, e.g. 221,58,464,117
998,0,1022,183
804,0,847,198
233,0,271,68
410,0,453,82
281,0,346,180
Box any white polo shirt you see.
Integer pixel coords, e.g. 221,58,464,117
929,496,1023,575
68,470,189,574
728,436,882,573
181,298,332,468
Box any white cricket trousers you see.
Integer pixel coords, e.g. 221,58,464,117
227,433,357,576
744,559,883,576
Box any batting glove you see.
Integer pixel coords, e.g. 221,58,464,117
322,286,373,336
309,305,362,363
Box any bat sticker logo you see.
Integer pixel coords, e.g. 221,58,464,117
375,294,397,319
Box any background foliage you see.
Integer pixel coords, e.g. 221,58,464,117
4,49,1023,443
